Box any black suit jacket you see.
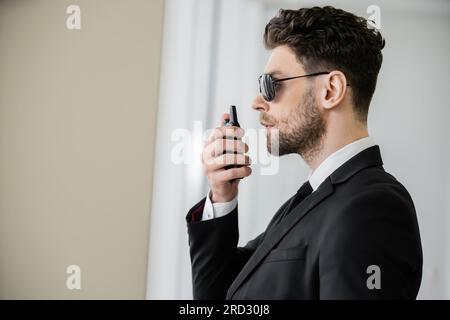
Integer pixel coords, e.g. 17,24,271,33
186,146,423,299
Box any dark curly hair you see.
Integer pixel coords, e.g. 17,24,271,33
264,6,385,122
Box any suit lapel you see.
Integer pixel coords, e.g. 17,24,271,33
226,179,334,299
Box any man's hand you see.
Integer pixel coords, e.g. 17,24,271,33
202,113,252,203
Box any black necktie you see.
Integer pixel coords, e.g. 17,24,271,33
266,181,313,233
275,181,313,225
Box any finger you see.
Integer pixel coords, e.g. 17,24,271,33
215,166,252,181
220,113,230,126
212,139,248,157
203,137,244,163
202,139,218,164
205,133,249,163
207,126,245,144
206,154,251,170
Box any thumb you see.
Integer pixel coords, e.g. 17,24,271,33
220,113,230,126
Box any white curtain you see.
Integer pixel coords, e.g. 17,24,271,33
147,0,450,299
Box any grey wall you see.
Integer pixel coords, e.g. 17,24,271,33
0,0,164,299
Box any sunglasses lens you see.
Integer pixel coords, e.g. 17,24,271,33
259,74,275,102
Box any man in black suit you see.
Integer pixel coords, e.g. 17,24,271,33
186,6,422,299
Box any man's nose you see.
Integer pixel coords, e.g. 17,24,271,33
252,95,269,112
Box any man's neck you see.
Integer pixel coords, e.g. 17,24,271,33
306,127,369,171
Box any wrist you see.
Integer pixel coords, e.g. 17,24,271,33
210,191,233,204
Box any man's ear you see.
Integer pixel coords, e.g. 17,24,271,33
319,71,348,110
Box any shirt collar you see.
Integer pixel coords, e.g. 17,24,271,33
307,136,377,191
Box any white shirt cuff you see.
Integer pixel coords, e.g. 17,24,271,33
202,190,238,221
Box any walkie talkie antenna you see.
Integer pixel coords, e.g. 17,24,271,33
229,105,240,127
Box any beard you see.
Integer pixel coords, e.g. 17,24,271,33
263,86,326,161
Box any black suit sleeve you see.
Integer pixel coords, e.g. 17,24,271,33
186,197,265,299
319,187,423,299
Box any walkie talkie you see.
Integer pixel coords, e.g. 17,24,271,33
224,105,242,182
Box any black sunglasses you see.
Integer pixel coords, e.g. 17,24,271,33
258,71,330,102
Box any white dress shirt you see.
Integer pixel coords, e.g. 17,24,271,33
201,136,377,221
